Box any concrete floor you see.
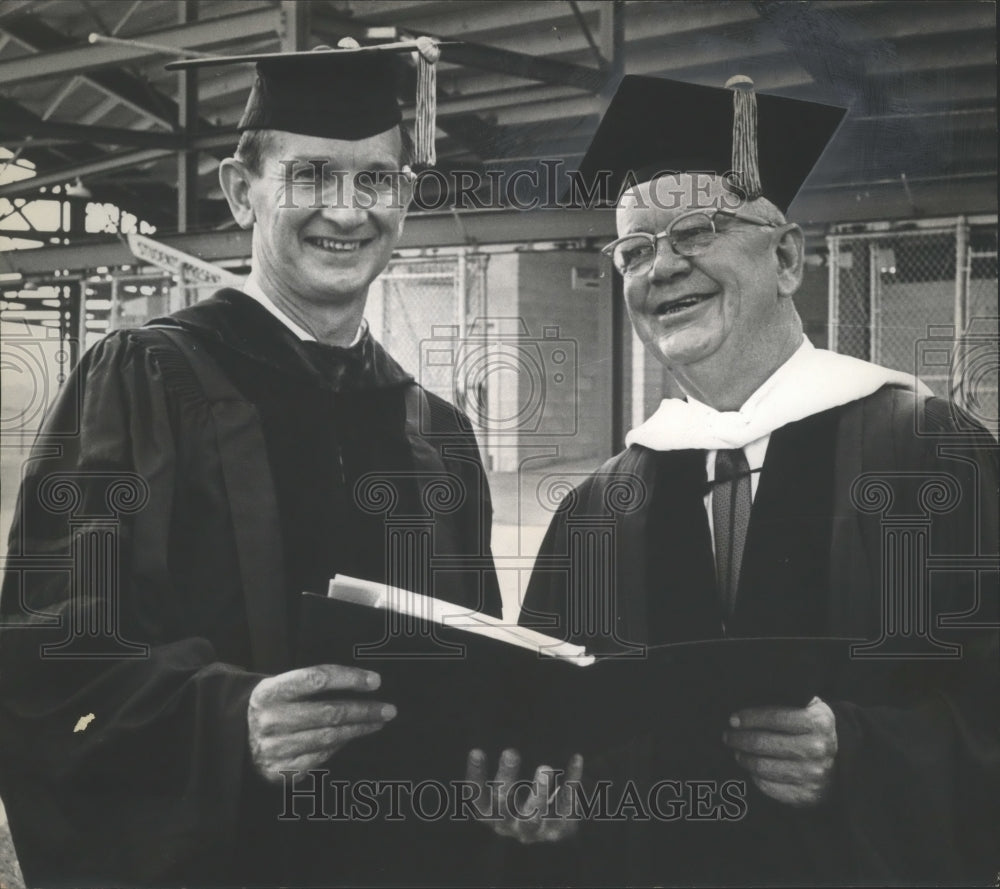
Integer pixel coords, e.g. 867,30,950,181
487,456,602,620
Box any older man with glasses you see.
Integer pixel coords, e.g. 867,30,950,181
473,75,999,888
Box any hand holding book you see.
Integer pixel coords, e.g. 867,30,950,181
246,663,397,784
297,576,854,776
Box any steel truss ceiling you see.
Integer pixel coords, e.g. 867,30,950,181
0,0,996,272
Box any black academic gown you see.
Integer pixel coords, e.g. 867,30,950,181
521,388,999,886
0,290,502,886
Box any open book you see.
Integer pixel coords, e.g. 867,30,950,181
297,576,856,770
327,574,595,665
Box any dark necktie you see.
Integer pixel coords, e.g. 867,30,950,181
300,338,368,390
713,448,752,618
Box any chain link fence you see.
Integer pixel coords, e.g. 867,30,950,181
98,254,493,415
369,253,488,404
829,219,998,437
962,225,998,433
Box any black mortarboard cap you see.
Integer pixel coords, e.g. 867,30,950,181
166,39,442,164
574,74,847,212
240,50,402,140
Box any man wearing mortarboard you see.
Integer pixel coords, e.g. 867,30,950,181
0,40,502,885
495,75,999,885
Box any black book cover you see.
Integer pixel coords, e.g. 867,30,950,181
296,591,856,775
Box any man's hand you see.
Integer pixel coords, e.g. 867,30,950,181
722,695,837,807
247,665,396,784
465,748,583,844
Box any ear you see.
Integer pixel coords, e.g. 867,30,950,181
218,158,256,229
774,223,805,298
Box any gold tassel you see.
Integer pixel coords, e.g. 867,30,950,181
414,37,439,167
725,74,762,201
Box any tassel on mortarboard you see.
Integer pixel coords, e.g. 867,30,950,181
726,74,762,201
163,35,443,162
414,36,440,167
574,75,847,213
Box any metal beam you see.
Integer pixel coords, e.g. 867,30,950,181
78,0,112,38
0,0,39,23
77,96,123,127
0,7,281,86
0,115,181,149
423,0,756,73
382,0,607,45
308,5,510,160
1,15,178,128
0,209,616,275
279,0,310,53
179,66,252,103
568,1,607,71
0,149,174,199
309,5,368,44
32,0,143,114
599,0,625,86
0,138,79,150
354,0,491,23
177,0,199,233
435,4,992,103
791,175,998,224
797,1,993,47
389,49,507,160
188,128,240,152
110,0,145,38
3,172,998,280
94,181,192,231
40,75,82,121
441,40,605,92
752,1,994,111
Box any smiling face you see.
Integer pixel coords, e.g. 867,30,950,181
224,127,409,312
616,174,803,399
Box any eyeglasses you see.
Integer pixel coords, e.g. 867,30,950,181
601,208,776,277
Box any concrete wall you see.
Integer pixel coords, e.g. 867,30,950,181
478,253,521,472
470,249,616,471
515,250,613,466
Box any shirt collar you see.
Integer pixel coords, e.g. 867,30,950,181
242,273,366,346
627,335,929,452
